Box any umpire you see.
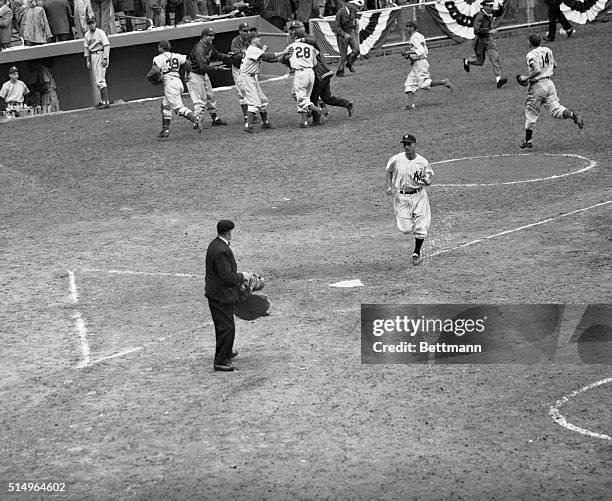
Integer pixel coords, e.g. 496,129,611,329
205,220,249,372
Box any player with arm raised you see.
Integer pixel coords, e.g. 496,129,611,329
153,40,204,139
516,34,584,149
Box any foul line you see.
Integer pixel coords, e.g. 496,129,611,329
68,270,91,368
429,200,612,258
434,153,597,187
82,267,201,278
549,377,612,441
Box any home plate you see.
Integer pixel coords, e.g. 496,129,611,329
330,279,364,288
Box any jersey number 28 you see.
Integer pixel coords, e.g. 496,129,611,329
293,46,312,59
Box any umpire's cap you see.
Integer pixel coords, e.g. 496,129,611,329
400,134,417,144
8,66,18,74
217,219,235,234
288,21,305,30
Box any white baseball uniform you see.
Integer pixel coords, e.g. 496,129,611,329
386,152,434,238
287,40,318,112
404,32,432,93
84,28,110,89
524,46,566,130
240,45,269,113
153,52,192,119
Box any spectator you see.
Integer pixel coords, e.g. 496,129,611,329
43,0,73,42
27,60,59,109
323,0,337,15
262,0,292,31
90,0,113,33
0,0,12,50
115,0,135,31
543,0,574,41
295,0,317,31
334,0,359,76
165,0,184,25
144,0,165,27
0,66,29,114
72,0,93,37
183,0,197,20
21,0,52,45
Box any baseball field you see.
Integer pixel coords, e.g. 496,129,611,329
1,21,611,501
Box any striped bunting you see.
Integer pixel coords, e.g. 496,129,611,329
311,8,402,57
561,0,608,23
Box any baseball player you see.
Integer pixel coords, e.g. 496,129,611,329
83,16,111,109
462,0,508,89
517,34,584,149
187,27,232,129
403,21,453,111
386,134,434,266
0,66,29,116
287,21,353,123
152,40,204,139
240,34,287,133
285,21,323,128
230,22,257,124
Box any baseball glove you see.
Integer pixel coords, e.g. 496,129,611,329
516,74,529,87
146,65,163,86
240,273,265,295
401,48,414,60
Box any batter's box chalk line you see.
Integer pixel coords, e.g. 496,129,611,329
434,153,596,187
549,377,612,441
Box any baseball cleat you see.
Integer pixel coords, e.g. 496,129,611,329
463,58,470,72
261,121,274,129
192,122,199,130
299,122,309,128
566,28,575,38
157,129,170,139
444,79,454,91
496,77,508,88
346,62,355,73
211,117,227,126
572,113,584,129
243,126,259,133
336,70,345,77
347,102,353,117
519,140,533,149
197,114,205,133
406,104,415,111
412,253,422,266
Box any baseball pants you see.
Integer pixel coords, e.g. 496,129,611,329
524,79,566,130
90,52,107,89
232,66,246,105
336,31,359,72
393,190,431,239
186,72,218,118
311,76,350,108
292,68,315,112
241,73,269,113
404,59,432,93
162,76,193,119
467,36,503,78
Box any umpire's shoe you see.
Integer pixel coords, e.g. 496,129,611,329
214,363,235,372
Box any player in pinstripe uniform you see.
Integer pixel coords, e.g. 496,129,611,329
83,17,111,109
230,22,256,124
153,40,204,139
386,134,434,266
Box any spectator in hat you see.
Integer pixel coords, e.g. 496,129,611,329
0,0,13,50
144,0,165,27
204,219,251,372
164,0,184,25
21,0,52,45
0,66,29,114
187,26,233,127
43,0,73,42
334,0,359,76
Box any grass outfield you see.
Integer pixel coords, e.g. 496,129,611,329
1,23,611,500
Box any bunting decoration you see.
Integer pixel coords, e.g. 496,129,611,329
561,0,608,24
428,0,506,42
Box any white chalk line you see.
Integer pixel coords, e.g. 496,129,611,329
82,267,201,278
429,200,612,259
68,270,92,369
87,347,144,366
434,153,597,187
549,377,612,441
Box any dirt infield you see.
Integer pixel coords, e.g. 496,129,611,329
1,22,611,501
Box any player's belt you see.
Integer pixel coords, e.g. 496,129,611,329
90,49,104,54
399,188,422,195
6,101,22,105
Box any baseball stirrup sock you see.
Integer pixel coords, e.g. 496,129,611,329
414,238,424,256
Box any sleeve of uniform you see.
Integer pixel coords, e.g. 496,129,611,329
0,83,7,100
423,162,434,185
385,156,395,173
412,35,427,58
101,31,111,59
22,82,29,96
83,34,89,56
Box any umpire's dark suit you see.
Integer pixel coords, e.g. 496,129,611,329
204,237,244,366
